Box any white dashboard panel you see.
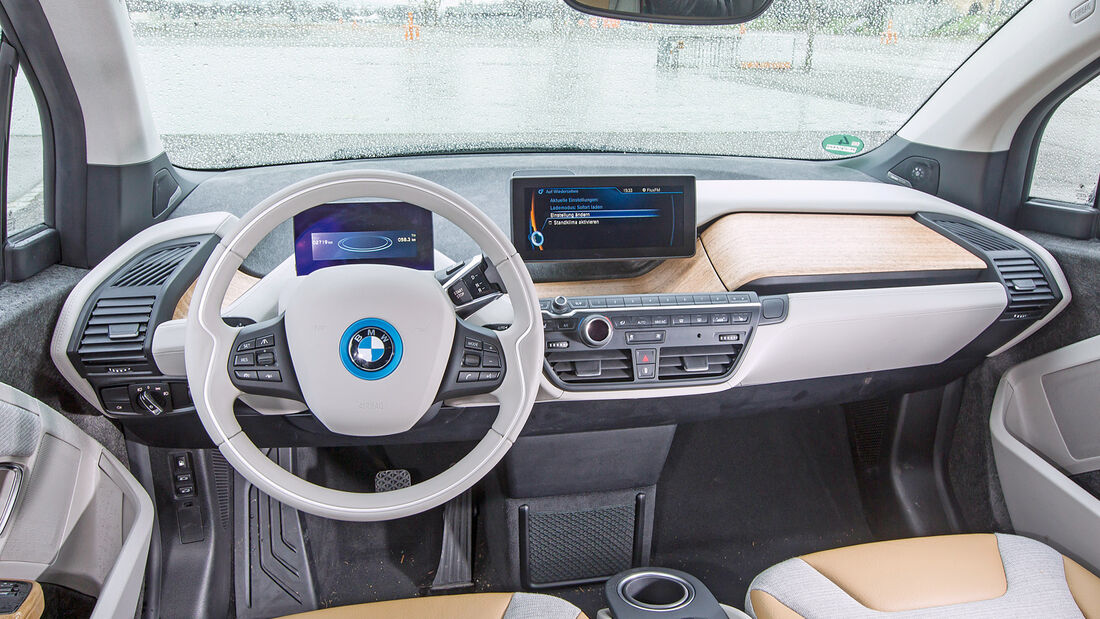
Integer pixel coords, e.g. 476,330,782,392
737,283,1006,386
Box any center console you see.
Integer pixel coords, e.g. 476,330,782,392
540,292,787,389
601,568,747,619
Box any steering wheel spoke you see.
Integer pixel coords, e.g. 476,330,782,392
435,317,507,402
227,314,304,403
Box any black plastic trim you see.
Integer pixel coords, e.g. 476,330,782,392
85,154,197,266
117,359,982,448
916,212,1063,360
741,268,983,295
561,0,773,26
841,136,1009,222
1016,198,1097,240
66,234,217,401
4,225,59,282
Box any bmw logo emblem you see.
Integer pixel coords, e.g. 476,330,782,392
339,318,403,380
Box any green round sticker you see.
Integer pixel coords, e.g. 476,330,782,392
821,134,865,156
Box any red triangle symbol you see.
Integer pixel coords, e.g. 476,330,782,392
642,354,650,362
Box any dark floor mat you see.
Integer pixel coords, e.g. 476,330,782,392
295,444,470,609
651,407,874,609
287,409,871,616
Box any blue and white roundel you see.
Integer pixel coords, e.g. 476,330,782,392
340,319,403,380
356,335,388,365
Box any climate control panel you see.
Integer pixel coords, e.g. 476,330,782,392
540,292,786,390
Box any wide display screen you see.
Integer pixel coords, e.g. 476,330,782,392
511,175,696,261
293,201,434,275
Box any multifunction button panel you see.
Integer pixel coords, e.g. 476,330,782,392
228,317,302,401
457,336,504,384
541,292,785,390
232,332,282,383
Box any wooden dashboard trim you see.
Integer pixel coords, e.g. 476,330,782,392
172,215,987,311
700,213,987,291
534,213,987,297
173,270,260,320
533,240,725,298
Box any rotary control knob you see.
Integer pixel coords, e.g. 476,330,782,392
551,295,570,314
579,315,614,347
136,389,169,416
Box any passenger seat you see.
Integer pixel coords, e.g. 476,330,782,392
746,534,1100,618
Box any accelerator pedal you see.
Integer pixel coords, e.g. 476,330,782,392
431,489,475,591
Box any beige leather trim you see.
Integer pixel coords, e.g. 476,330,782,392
749,590,804,619
278,592,516,619
1065,557,1100,619
800,534,1007,612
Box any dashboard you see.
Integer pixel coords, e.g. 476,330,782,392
47,161,1070,446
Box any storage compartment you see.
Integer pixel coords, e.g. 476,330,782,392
604,568,729,619
488,427,675,589
513,488,653,588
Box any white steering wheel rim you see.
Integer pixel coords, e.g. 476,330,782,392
184,170,543,521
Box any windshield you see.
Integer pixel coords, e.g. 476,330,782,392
129,0,1026,168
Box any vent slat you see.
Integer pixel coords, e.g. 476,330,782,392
94,297,156,308
78,332,146,346
548,347,633,384
992,255,1056,318
657,344,741,381
77,295,156,369
931,219,1018,252
112,243,197,288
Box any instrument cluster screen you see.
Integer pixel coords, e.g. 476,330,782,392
511,175,696,262
294,201,434,276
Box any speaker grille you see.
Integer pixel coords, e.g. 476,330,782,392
524,503,635,585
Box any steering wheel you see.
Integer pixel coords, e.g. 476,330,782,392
184,170,544,521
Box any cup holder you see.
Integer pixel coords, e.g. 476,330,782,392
617,571,695,612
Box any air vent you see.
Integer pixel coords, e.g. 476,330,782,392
547,348,633,384
930,219,1017,252
112,243,198,288
657,344,741,380
992,256,1056,318
77,296,155,367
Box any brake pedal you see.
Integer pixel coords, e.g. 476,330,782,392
374,469,412,492
431,489,474,591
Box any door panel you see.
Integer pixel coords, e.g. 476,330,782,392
0,383,153,619
991,334,1100,573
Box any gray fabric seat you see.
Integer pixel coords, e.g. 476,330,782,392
746,533,1100,618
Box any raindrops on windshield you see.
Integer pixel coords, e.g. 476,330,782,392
126,0,1028,168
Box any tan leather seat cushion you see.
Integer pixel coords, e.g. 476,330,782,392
800,533,1007,612
749,534,1100,619
1066,557,1100,619
278,592,587,619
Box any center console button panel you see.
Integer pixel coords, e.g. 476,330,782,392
542,292,783,390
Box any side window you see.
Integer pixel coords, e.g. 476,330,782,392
1029,77,1100,206
6,64,46,236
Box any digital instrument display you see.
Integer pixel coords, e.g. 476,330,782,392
511,175,696,261
293,201,434,275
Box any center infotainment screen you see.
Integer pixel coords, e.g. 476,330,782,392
511,175,696,262
293,201,434,276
